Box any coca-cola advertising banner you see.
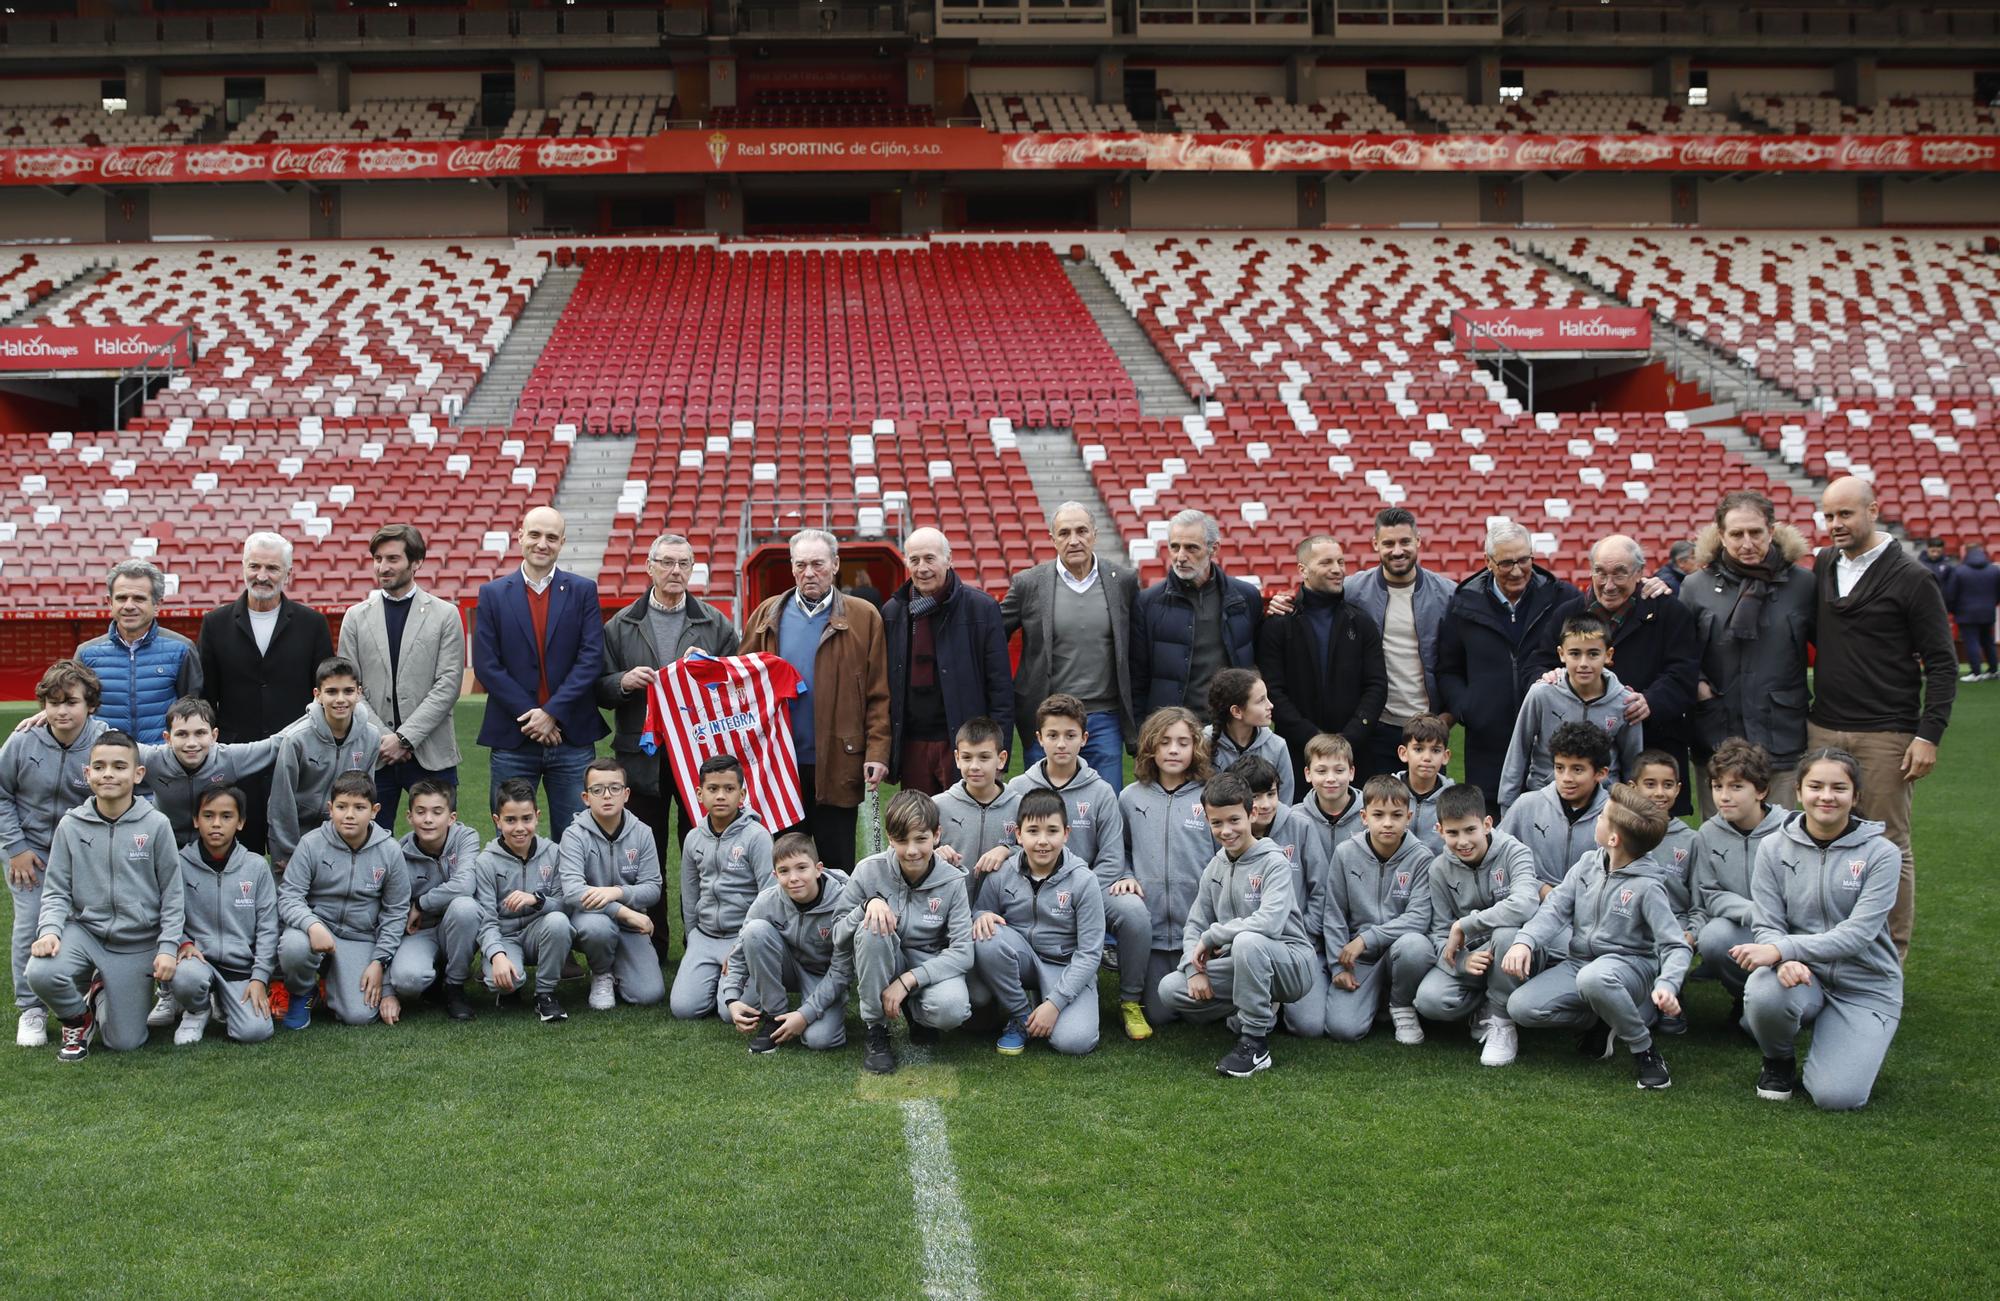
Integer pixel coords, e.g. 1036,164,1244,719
1452,308,1652,353
0,325,191,372
2,131,1995,186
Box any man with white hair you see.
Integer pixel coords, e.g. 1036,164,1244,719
197,531,334,852
1132,509,1262,722
740,528,890,875
882,527,1012,795
75,559,201,742
1437,519,1581,813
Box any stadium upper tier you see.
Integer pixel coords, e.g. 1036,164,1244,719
710,90,931,129
1735,93,2000,136
0,100,213,146
500,93,674,138
973,93,1141,133
228,98,476,144
1157,92,1406,134
1413,91,1749,134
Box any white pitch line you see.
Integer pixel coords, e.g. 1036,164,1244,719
893,1041,982,1301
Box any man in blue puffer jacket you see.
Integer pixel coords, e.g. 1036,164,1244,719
1132,510,1262,724
74,560,202,743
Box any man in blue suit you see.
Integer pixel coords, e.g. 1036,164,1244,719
473,506,608,837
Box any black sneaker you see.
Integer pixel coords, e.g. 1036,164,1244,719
863,1023,896,1075
1755,1055,1797,1101
535,993,568,1023
1575,1019,1616,1060
1216,1034,1272,1078
1730,995,1754,1040
444,982,476,1023
1101,947,1120,973
1634,1048,1672,1090
1656,1012,1688,1037
906,1018,939,1047
748,1015,780,1055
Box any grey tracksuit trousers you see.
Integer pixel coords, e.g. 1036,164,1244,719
730,920,847,1050
1291,932,1436,1041
11,875,41,1012
573,915,666,1007
1157,931,1314,1037
972,925,1099,1055
1744,969,1900,1112
854,928,972,1031
279,930,385,1025
1414,926,1529,1024
169,959,275,1044
25,925,157,1051
388,895,484,999
669,927,736,1020
485,910,571,997
1508,954,1666,1053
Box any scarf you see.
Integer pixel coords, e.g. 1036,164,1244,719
1718,544,1792,641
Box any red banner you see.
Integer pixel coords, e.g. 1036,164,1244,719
0,325,192,372
1452,308,1652,353
1,131,1996,186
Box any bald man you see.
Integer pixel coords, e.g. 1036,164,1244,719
472,506,608,838
882,528,1013,794
1806,477,1956,960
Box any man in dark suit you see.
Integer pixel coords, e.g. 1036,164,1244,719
197,531,334,852
999,502,1139,792
1257,536,1388,793
472,506,607,838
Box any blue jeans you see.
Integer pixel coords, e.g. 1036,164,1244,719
489,741,595,839
1022,709,1126,793
374,759,459,830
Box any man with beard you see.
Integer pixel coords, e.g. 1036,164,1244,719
1344,509,1455,780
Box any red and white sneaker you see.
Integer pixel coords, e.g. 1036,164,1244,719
56,981,102,1063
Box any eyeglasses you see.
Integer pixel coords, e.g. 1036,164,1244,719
1590,566,1637,582
1490,556,1534,570
585,783,627,797
648,557,694,571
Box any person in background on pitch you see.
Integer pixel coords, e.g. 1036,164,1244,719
469,778,572,1024
972,788,1105,1058
1415,784,1541,1068
842,789,974,1076
1205,667,1294,805
561,757,663,1012
721,832,853,1055
1156,771,1316,1079
1115,705,1215,1039
2,660,105,1049
269,656,383,872
386,779,483,1023
1942,544,1999,682
673,754,775,1021
165,785,277,1047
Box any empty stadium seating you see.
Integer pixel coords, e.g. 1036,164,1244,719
0,248,100,321
230,98,476,144
515,242,1136,433
710,90,931,129
973,93,1139,133
1736,93,2000,136
1158,91,1405,134
0,99,213,146
1413,90,1748,134
501,93,674,138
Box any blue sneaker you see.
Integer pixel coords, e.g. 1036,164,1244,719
281,986,316,1030
996,1017,1028,1056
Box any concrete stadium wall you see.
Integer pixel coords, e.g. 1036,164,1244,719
965,66,1094,96
1699,175,1859,227
0,76,105,106
1524,174,1669,224
1324,175,1478,225
1882,174,2000,224
1522,66,1654,94
342,184,508,238
544,68,677,100
349,71,485,100
0,188,103,243
151,187,308,241
1706,66,1837,106
1131,174,1297,228
1147,64,1287,95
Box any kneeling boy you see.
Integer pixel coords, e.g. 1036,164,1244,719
387,779,483,1021
1414,784,1540,1066
561,758,664,1011
972,789,1106,1057
469,777,572,1023
721,833,852,1053
1310,775,1435,1044
276,773,410,1028
168,786,278,1045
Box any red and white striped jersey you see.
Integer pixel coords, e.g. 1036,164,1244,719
641,650,806,831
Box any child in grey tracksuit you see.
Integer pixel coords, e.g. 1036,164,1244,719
972,847,1106,1055
675,807,775,1019
1396,770,1456,856
1207,723,1295,805
1295,789,1361,853
170,834,279,1044
140,736,282,848
1506,849,1692,1062
561,809,664,1007
1501,780,1609,891
1694,802,1789,1004
26,794,181,1053
1157,836,1316,1040
1743,814,1903,1111
838,849,975,1033
277,821,410,1025
470,832,571,998
720,866,855,1051
1,715,104,1024
1498,671,1642,812
1117,774,1214,1025
1009,758,1127,984
269,701,384,867
1414,828,1541,1032
387,821,482,1004
1304,828,1434,1042
935,780,1021,911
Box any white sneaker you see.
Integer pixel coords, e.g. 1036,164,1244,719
1962,672,1981,682
1481,1017,1519,1067
147,992,180,1028
16,1008,48,1048
1469,1007,1490,1043
174,1009,210,1046
588,972,616,1012
1390,1006,1425,1045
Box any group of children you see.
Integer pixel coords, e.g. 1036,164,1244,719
3,654,1905,1111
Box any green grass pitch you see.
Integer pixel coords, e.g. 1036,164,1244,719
2,693,1996,1296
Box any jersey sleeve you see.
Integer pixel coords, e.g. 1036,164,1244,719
639,672,669,756
755,653,805,702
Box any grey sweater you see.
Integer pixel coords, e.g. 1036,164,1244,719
1497,670,1642,811
681,809,776,940
934,779,1021,911
399,822,482,926
178,840,279,982
1321,830,1433,965
471,835,566,955
1205,723,1295,805
139,736,282,847
0,718,105,860
1751,814,1902,1012
1499,781,1609,888
559,810,663,920
269,702,383,865
1118,777,1216,949
837,851,974,988
718,867,855,1024
277,822,410,966
1180,837,1314,972
1424,829,1541,950
36,798,182,956
1694,804,1788,930
1004,759,1126,889
974,848,1105,1009
1516,848,1692,992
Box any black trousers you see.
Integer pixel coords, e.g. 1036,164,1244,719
629,778,695,962
786,763,861,876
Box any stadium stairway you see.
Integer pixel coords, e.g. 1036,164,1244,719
1013,427,1131,567
1063,259,1201,418
545,431,636,581
454,263,583,428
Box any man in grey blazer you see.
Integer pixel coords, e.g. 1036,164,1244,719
999,502,1139,792
339,524,466,828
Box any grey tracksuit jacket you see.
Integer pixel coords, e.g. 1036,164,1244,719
975,848,1105,1009
1396,771,1456,855
139,737,281,847
400,822,481,927
1655,818,1704,933
1118,778,1216,949
1004,760,1126,888
36,799,182,955
1321,831,1433,965
1206,724,1295,805
681,809,775,941
1259,802,1325,933
0,719,106,859
1425,829,1541,949
470,835,566,956
837,851,975,987
560,810,663,920
277,822,410,967
269,703,383,864
1499,781,1609,888
1497,672,1643,810
934,780,1021,910
179,840,279,982
1516,848,1693,991
1751,815,1903,1014
1697,804,1789,931
1179,837,1314,971
1294,790,1362,856
718,867,855,1020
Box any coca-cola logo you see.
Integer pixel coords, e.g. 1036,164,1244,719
1164,135,1256,172
1512,138,1592,169
1348,138,1423,168
1835,138,1912,169
272,146,350,178
11,152,92,181
358,147,433,174
536,141,618,170
1921,139,1995,166
183,149,265,178
1006,134,1148,168
99,149,177,180
445,143,524,174
1674,138,1753,168
1432,138,1511,167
